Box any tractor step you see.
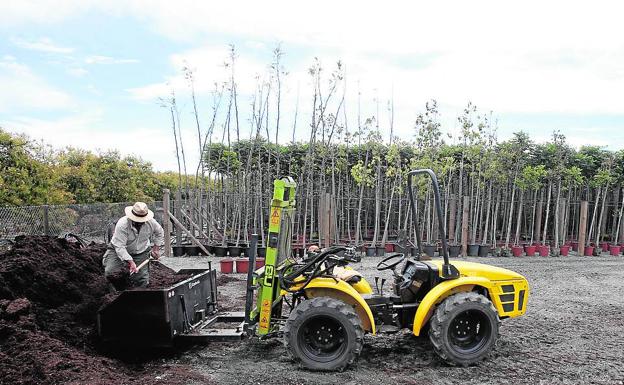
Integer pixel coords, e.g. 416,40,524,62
177,311,247,342
178,328,246,342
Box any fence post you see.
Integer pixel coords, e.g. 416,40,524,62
578,201,588,256
43,205,50,236
163,189,172,257
175,188,182,246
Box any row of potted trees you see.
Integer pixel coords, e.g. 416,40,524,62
508,242,623,257
172,242,267,258
362,243,488,258
172,239,624,260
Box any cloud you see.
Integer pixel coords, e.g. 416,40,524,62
11,36,74,53
67,67,89,77
84,55,139,65
3,111,183,171
127,44,264,101
0,56,74,113
0,0,91,26
2,0,624,151
10,36,74,54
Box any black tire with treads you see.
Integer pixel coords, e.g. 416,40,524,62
429,292,500,366
284,296,364,371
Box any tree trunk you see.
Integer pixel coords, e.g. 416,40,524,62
542,181,553,245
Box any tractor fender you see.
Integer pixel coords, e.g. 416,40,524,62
332,266,373,295
301,277,376,334
350,277,373,295
412,276,492,336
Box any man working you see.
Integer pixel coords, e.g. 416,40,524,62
103,202,164,290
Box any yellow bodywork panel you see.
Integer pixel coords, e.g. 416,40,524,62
412,261,530,336
289,277,376,334
338,266,374,294
351,277,373,295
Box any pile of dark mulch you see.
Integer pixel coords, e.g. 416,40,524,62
0,235,206,385
148,262,192,289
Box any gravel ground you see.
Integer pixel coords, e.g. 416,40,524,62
160,253,624,385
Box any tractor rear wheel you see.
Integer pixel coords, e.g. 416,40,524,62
284,296,363,371
429,292,500,366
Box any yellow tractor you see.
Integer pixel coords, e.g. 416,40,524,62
248,170,529,370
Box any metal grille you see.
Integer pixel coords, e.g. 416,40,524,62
0,201,163,242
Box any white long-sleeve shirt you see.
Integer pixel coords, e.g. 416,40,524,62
110,216,165,261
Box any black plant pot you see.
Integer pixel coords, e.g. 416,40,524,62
365,246,376,257
201,243,215,255
394,244,407,254
467,244,480,256
376,246,385,257
478,245,490,257
410,247,419,257
186,245,200,256
228,246,242,258
172,246,185,257
213,246,228,258
238,244,249,257
448,245,461,258
422,244,436,258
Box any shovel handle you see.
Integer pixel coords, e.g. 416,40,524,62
131,257,153,274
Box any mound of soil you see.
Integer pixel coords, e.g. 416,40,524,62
0,235,206,385
148,262,192,289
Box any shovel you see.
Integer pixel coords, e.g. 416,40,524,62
131,257,153,275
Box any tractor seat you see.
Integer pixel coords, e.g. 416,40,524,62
333,266,363,284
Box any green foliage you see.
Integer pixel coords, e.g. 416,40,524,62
562,166,584,189
2,117,621,207
0,129,68,205
351,160,374,187
0,129,182,205
517,165,547,191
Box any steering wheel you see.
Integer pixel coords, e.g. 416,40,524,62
376,253,406,271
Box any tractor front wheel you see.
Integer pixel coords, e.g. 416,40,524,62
284,296,363,371
429,292,500,366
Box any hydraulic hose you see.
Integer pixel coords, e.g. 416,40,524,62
278,246,346,292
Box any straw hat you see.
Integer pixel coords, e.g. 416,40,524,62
125,202,154,223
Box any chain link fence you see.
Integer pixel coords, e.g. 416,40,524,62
0,201,164,243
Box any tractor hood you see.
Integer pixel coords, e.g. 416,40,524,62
427,260,525,282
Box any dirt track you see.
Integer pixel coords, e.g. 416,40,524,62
161,254,624,385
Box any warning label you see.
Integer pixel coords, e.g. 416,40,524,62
270,208,280,225
259,299,271,330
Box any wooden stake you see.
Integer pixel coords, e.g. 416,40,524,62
461,196,469,256
578,201,588,256
163,189,171,257
534,201,543,244
448,196,456,243
174,189,182,245
180,209,209,240
168,211,210,255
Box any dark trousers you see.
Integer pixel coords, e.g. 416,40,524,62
102,248,150,291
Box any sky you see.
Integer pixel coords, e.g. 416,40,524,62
1,0,624,171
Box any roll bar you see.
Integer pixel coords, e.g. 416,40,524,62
407,169,459,279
